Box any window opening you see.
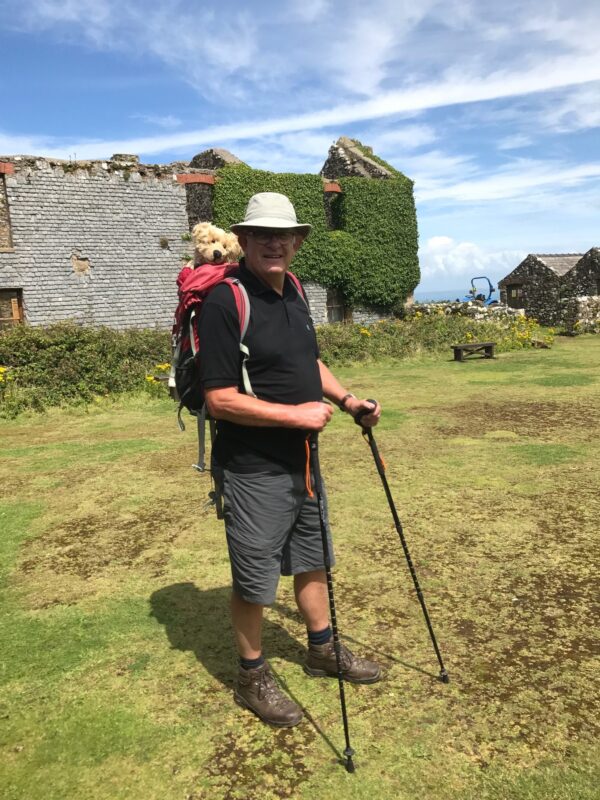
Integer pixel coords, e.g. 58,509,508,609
327,288,348,323
0,289,24,328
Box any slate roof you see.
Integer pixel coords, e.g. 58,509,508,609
533,254,583,276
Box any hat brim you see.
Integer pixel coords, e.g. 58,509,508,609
230,219,311,236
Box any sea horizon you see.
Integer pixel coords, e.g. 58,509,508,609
413,288,466,303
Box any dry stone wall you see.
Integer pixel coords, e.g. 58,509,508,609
0,158,189,328
562,296,600,334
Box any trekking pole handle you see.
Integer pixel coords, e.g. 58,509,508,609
354,399,378,428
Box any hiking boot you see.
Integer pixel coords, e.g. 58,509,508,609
304,638,381,684
234,661,303,728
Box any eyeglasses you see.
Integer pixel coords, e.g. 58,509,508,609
245,229,296,244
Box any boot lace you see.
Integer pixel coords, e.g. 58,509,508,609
256,667,290,708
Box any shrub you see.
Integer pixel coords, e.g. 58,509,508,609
316,312,551,366
0,312,551,417
0,323,170,418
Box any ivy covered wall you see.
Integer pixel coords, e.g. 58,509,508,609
212,157,419,311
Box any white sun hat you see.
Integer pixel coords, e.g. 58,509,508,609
230,192,312,236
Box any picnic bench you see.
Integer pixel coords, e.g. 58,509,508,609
452,341,496,362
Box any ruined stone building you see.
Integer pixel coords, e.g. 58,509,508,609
498,249,600,326
0,137,415,330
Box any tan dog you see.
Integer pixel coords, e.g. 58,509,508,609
192,222,242,266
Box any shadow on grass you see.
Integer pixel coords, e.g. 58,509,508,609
150,582,345,764
272,600,443,682
150,582,305,688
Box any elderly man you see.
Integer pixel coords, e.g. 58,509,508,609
198,192,381,727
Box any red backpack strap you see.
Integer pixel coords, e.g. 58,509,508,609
286,271,309,310
221,277,251,339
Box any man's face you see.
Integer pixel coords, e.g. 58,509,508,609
237,228,303,285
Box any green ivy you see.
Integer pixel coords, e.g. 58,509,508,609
212,158,419,310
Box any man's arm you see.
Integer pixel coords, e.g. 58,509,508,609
205,387,333,431
318,359,381,427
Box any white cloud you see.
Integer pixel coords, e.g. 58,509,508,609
2,46,598,163
131,114,182,130
497,134,533,150
419,236,525,286
366,125,438,152
287,0,330,23
417,159,600,203
541,82,600,132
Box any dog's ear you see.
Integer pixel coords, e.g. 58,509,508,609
224,232,243,261
191,221,212,249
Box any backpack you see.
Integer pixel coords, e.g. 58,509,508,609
169,262,306,476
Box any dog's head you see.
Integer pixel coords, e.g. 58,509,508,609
192,222,242,265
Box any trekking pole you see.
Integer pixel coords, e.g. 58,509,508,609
355,403,450,684
308,432,356,774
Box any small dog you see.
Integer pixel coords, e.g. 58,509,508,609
177,222,242,289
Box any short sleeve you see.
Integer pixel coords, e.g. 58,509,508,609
197,284,243,390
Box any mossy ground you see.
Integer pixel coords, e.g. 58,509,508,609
1,336,598,799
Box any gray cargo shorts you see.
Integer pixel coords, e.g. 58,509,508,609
214,467,335,605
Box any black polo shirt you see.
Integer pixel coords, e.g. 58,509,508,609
197,260,322,472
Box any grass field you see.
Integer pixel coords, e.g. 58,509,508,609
1,336,599,800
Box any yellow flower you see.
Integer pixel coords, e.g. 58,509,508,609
360,328,372,337
155,363,171,371
145,375,156,383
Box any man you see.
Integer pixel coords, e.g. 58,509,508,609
198,192,381,727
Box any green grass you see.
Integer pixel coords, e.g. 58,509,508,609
1,336,599,799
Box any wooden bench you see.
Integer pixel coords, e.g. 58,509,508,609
452,341,496,362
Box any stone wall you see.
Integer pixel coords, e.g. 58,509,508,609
498,255,564,325
562,296,600,334
0,157,190,329
0,144,408,330
303,281,328,325
562,248,600,296
352,306,389,324
407,301,522,320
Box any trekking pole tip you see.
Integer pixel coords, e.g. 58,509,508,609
439,669,450,684
344,747,356,773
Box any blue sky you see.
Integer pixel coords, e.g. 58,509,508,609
1,0,599,292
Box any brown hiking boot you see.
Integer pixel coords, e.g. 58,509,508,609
304,638,381,684
234,661,303,727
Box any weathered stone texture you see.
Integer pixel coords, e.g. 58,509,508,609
499,251,599,326
189,149,244,170
0,160,189,328
499,255,567,325
563,248,600,297
352,307,389,324
321,136,393,180
303,282,328,325
0,176,12,250
185,182,215,229
562,296,600,334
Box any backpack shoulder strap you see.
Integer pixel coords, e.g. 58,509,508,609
220,277,256,398
286,271,310,312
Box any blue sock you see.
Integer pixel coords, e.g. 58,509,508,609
240,654,265,671
308,626,332,646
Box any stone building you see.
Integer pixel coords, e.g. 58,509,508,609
0,138,415,331
498,249,600,325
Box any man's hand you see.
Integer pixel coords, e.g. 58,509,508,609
346,397,381,427
293,401,334,431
